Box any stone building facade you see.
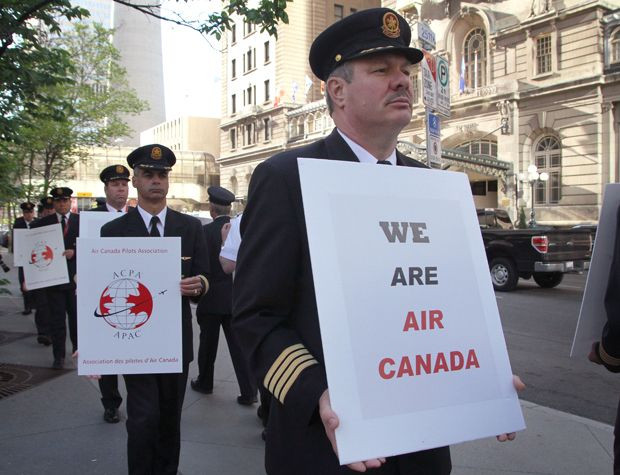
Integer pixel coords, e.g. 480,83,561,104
219,0,620,224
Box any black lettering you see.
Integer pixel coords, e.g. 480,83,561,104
425,267,438,285
408,267,424,285
379,221,408,243
391,267,407,286
410,223,430,243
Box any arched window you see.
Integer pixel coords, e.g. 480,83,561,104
456,139,497,158
612,29,620,64
463,28,487,89
534,136,561,204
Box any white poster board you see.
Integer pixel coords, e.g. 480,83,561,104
298,158,524,464
76,237,182,375
79,211,124,238
22,224,69,290
12,228,29,266
570,184,620,357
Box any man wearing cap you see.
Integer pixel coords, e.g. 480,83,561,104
31,187,79,369
191,186,257,404
88,164,131,424
233,8,521,474
13,202,36,316
100,144,209,475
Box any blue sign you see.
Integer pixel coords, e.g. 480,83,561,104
428,112,440,137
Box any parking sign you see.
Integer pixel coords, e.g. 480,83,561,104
436,56,451,117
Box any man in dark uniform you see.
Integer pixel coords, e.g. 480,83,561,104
101,144,209,475
589,204,620,474
89,164,131,424
191,186,257,405
31,187,79,369
13,202,36,316
233,9,520,474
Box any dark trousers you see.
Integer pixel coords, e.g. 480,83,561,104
47,286,77,359
99,375,122,410
33,289,50,336
17,268,34,312
615,397,620,474
197,313,256,398
123,367,189,475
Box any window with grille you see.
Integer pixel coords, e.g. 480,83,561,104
463,28,487,89
264,41,270,64
263,118,271,141
536,35,552,74
534,136,562,205
231,59,236,79
230,129,236,149
456,139,498,158
231,94,236,114
334,4,343,20
231,25,236,44
264,79,270,102
613,30,620,63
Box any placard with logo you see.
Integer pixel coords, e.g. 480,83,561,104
76,237,182,375
21,224,69,290
298,158,525,464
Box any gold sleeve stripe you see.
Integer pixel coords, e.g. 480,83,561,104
264,344,305,390
600,343,620,367
266,348,309,393
278,359,319,403
272,353,316,399
198,275,209,294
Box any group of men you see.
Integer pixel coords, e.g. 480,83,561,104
9,7,528,474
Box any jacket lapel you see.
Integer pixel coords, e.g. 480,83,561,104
396,150,429,169
163,208,184,237
324,128,360,163
125,208,149,237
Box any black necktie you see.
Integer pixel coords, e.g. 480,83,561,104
377,160,392,165
150,216,161,237
61,215,66,231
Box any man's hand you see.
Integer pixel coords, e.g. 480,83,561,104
180,276,203,297
71,351,100,380
588,341,603,365
62,249,74,260
496,375,526,442
221,222,231,243
319,389,386,472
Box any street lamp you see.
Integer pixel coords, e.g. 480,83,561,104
519,164,549,228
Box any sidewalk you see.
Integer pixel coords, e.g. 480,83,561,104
0,251,614,475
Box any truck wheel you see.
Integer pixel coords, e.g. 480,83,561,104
533,272,564,288
489,257,518,291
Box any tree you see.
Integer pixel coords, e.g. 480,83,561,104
7,22,147,197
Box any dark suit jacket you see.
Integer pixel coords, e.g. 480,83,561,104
233,129,449,474
196,215,232,321
599,205,620,372
100,207,209,366
30,212,79,289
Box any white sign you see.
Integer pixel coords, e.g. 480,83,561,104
12,228,29,266
79,211,125,238
417,22,436,50
22,224,69,290
422,50,437,110
298,158,525,465
436,56,451,117
570,184,620,357
427,112,442,166
76,237,182,375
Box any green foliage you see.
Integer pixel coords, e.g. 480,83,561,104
204,0,292,39
0,278,10,296
517,206,527,229
4,21,147,197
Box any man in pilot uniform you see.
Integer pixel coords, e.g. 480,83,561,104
101,144,209,475
31,187,79,369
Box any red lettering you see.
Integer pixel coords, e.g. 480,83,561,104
466,349,480,369
433,352,449,373
379,358,395,379
415,353,431,374
403,311,420,332
450,351,464,370
397,356,414,377
429,309,444,329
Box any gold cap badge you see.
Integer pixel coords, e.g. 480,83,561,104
335,54,342,62
382,12,400,39
151,146,162,160
116,165,125,174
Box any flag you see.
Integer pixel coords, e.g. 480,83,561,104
459,56,465,93
291,81,299,103
273,86,285,107
304,75,313,101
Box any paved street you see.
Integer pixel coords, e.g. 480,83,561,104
498,273,620,424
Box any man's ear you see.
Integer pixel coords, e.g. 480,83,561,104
326,76,347,109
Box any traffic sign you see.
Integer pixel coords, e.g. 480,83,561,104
426,112,441,166
421,50,437,110
436,56,451,118
417,22,436,51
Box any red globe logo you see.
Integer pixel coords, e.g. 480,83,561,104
95,278,154,330
30,241,54,268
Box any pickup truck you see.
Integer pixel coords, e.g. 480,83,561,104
477,208,592,291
